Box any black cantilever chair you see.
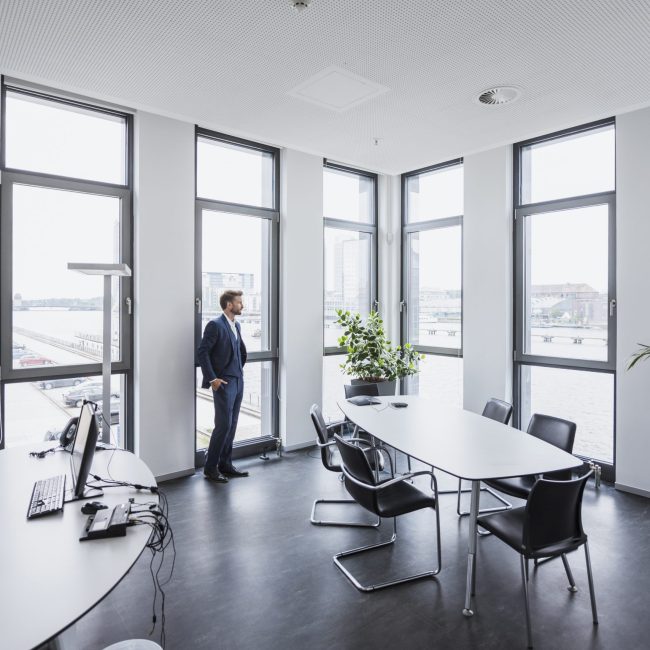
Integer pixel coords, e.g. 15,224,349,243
477,471,597,649
344,382,413,473
309,404,384,528
332,434,441,592
484,413,577,500
452,398,514,517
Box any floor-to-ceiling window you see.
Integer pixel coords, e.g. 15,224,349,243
514,119,616,479
322,162,377,421
0,82,133,449
402,160,463,407
194,129,279,462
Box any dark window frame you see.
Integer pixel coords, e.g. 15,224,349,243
194,128,280,464
401,159,464,364
322,160,378,358
0,79,134,451
513,118,616,479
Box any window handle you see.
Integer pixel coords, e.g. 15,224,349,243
125,297,132,315
195,298,202,314
399,300,407,312
609,299,616,317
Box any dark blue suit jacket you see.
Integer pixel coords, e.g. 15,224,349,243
197,314,247,389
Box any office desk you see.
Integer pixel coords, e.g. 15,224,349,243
338,395,582,616
0,445,157,650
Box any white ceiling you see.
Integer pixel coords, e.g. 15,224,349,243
1,0,650,174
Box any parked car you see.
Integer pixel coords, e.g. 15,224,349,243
12,348,32,359
18,355,55,367
62,381,119,407
38,377,84,390
12,342,26,350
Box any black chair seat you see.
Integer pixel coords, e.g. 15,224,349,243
375,480,436,518
484,475,536,500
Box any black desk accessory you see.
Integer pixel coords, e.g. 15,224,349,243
390,402,408,408
81,501,108,515
80,503,130,541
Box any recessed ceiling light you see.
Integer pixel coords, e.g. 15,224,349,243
475,86,523,106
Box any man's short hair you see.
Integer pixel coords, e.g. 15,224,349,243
220,290,243,311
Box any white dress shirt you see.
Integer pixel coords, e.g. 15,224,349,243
223,312,238,339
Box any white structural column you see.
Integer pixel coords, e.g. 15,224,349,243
280,149,324,450
615,107,650,496
378,174,401,344
133,112,196,479
462,146,513,413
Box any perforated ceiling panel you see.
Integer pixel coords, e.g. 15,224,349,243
1,0,650,173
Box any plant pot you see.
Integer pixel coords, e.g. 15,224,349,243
351,378,398,396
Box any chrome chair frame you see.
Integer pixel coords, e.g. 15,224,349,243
310,436,389,528
333,467,441,592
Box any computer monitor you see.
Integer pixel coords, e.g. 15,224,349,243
69,401,103,501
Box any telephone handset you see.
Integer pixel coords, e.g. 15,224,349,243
60,416,79,449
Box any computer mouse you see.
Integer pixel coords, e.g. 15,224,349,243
391,402,408,408
81,501,108,515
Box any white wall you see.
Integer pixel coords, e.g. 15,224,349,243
463,147,513,414
134,112,195,479
615,108,650,496
279,149,324,450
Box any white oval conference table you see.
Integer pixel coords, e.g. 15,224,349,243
0,445,157,650
338,395,582,616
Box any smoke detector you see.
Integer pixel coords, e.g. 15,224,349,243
290,0,312,11
475,86,522,106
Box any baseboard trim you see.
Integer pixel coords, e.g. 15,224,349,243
156,468,196,483
615,482,650,498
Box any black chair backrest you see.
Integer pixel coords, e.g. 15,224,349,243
524,471,591,554
310,404,335,470
334,434,379,514
344,383,380,399
482,398,513,425
527,413,576,480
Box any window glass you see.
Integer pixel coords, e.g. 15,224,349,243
404,355,463,409
324,227,372,347
521,125,615,204
195,362,274,449
323,167,374,224
407,225,462,349
520,365,613,463
201,210,271,354
197,137,274,207
524,205,609,362
4,374,125,448
12,184,122,369
405,164,463,223
5,91,127,184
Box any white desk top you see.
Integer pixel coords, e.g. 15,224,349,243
338,395,582,481
0,445,157,650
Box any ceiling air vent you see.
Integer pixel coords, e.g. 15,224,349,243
476,86,522,106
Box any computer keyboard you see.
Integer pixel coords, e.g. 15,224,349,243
27,474,66,519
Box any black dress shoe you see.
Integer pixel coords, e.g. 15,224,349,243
204,469,228,483
219,466,249,478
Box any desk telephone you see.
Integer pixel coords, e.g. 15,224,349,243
80,502,130,541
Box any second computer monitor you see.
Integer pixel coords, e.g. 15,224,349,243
70,401,100,500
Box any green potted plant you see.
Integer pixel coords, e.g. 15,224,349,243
335,309,424,395
627,343,650,370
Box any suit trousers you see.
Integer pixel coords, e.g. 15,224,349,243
205,376,244,473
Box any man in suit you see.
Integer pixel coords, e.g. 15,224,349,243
197,289,249,483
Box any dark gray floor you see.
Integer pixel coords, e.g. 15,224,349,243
71,449,650,650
